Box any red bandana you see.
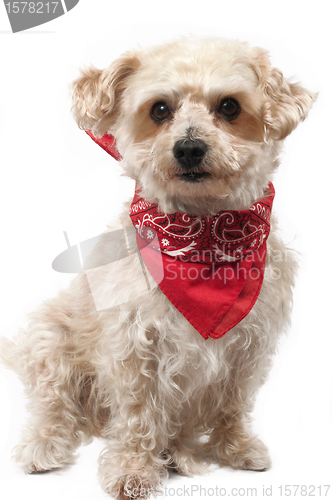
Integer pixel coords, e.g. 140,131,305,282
86,132,275,339
86,130,122,161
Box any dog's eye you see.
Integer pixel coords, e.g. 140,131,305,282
151,102,170,122
218,98,240,120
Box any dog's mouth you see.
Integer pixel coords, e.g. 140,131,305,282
177,171,211,183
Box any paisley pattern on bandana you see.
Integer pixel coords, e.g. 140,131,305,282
130,188,273,264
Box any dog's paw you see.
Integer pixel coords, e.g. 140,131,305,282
224,437,271,472
99,451,163,499
166,448,208,476
15,436,75,473
101,473,161,500
117,476,160,500
237,437,271,471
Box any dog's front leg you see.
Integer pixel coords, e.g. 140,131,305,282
14,379,84,473
98,369,168,499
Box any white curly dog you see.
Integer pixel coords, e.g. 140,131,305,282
1,37,315,499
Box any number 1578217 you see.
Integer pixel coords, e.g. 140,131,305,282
5,2,59,14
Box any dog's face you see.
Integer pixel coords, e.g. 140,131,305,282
72,38,315,213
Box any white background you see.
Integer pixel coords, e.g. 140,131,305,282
0,1,331,499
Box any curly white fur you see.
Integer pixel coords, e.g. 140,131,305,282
0,37,315,499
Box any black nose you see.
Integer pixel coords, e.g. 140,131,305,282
173,139,207,168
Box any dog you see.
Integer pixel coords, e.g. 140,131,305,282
0,37,315,499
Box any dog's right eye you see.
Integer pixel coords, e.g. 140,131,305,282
151,102,171,122
218,98,241,121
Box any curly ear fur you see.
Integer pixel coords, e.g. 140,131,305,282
249,48,316,141
71,53,140,137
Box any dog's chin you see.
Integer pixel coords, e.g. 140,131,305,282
177,172,211,184
147,172,233,215
177,171,212,183
172,169,222,194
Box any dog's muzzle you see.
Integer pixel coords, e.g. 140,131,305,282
173,139,209,182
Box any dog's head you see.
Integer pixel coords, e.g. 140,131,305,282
72,38,315,213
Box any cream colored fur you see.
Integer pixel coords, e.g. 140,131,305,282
0,37,315,499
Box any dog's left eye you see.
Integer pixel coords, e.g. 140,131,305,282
151,102,171,122
218,98,240,120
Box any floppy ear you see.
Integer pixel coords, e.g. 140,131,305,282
249,48,316,141
71,53,140,137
